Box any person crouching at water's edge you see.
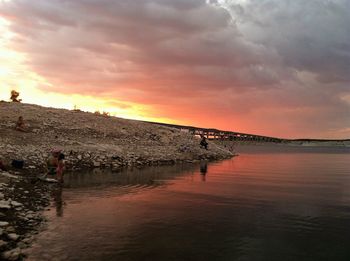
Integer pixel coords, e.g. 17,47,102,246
200,136,208,150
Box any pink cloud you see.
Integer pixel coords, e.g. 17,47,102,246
1,0,349,138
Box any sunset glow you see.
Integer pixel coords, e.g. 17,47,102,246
1,0,349,139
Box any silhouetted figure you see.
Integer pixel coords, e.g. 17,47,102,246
10,90,22,102
200,136,208,150
15,116,27,132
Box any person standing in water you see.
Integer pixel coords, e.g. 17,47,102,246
47,149,65,182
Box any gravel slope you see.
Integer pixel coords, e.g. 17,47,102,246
0,101,232,173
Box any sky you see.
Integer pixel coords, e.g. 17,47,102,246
0,0,349,139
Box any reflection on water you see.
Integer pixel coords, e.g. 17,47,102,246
28,151,350,261
200,160,208,182
52,187,63,217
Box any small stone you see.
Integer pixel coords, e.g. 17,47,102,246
0,200,11,209
7,233,19,241
22,236,33,244
17,242,27,249
0,239,7,248
0,221,9,227
2,248,21,260
93,161,101,167
6,226,15,233
10,201,22,207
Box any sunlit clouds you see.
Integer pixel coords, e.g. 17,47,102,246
0,0,349,138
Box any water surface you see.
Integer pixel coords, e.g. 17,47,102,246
28,149,350,261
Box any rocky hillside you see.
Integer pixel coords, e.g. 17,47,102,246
0,102,232,173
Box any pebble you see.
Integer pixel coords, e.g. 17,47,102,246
0,239,7,247
6,226,15,233
0,200,11,209
10,201,22,207
22,236,33,244
2,248,21,261
0,172,20,179
0,221,9,227
93,161,101,167
7,233,19,241
17,242,27,249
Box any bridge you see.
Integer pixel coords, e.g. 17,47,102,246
144,121,284,142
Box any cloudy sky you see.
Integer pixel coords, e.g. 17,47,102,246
0,0,349,138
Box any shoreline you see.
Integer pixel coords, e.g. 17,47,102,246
0,158,233,260
0,171,53,260
0,101,233,260
0,102,233,173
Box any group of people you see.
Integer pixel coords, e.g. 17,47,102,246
1,150,66,183
12,115,65,182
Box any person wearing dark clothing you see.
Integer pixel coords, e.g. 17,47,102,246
200,136,208,150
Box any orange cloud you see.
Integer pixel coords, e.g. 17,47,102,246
1,0,350,139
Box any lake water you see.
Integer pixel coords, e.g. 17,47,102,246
28,147,350,261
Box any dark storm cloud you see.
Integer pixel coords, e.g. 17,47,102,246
0,0,349,138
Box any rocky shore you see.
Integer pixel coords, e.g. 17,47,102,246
0,101,233,259
0,172,53,260
0,102,232,172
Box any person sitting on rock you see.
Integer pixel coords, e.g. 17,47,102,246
0,160,7,171
15,116,27,132
10,90,22,102
200,136,208,150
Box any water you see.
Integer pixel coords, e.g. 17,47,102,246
28,148,350,261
